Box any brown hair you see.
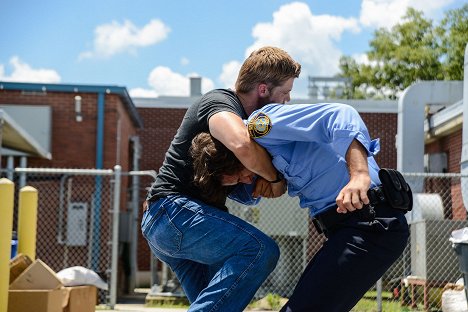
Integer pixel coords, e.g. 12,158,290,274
235,46,301,93
190,132,243,204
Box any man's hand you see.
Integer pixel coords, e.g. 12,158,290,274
335,173,370,213
336,139,371,213
253,177,286,198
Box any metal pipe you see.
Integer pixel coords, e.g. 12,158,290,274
129,137,141,291
0,178,14,312
6,156,13,181
18,157,27,188
92,92,106,270
376,278,382,312
57,175,69,245
110,165,122,307
15,167,112,175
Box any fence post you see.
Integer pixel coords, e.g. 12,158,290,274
110,165,121,307
17,186,38,260
0,178,14,312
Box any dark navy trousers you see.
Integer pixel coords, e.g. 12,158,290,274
280,203,409,312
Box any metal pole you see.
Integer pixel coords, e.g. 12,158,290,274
0,178,14,312
376,278,382,312
17,186,38,260
129,137,141,292
110,165,121,307
6,157,13,181
18,157,27,188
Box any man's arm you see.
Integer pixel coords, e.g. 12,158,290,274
335,139,371,213
209,111,286,197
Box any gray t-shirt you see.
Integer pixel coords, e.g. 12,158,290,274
147,89,247,205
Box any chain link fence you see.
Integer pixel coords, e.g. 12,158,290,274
1,167,120,307
3,167,468,311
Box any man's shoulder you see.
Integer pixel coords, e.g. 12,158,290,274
202,88,235,99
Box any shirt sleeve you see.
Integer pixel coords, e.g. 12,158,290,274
227,180,261,206
248,103,380,158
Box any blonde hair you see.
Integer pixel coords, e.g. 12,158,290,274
235,46,301,93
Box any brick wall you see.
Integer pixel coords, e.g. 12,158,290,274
0,90,138,170
0,88,140,274
136,107,187,270
360,112,397,169
425,129,466,219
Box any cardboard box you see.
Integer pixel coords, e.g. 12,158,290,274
10,259,63,290
8,289,63,312
9,254,33,284
63,286,97,312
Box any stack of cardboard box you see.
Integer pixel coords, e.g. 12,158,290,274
8,255,97,312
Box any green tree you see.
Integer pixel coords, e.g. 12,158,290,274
339,5,467,99
437,3,468,80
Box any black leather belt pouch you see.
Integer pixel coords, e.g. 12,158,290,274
378,168,413,212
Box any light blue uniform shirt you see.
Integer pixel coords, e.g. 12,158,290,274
238,103,381,217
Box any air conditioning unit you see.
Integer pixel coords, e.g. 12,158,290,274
411,219,468,282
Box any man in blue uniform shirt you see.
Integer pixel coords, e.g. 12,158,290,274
190,103,410,312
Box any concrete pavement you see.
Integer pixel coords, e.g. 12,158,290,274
104,304,274,312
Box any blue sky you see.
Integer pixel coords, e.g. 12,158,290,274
0,0,464,98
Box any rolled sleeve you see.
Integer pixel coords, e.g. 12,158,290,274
332,130,380,158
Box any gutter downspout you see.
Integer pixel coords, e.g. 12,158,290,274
129,136,141,292
460,43,468,211
397,81,463,192
92,92,106,270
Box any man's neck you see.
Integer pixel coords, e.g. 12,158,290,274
236,91,259,116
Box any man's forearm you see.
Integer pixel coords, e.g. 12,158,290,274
336,139,371,213
346,139,369,179
234,139,278,181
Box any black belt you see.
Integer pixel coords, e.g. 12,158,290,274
312,185,386,235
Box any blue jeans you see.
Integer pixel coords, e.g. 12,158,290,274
141,195,280,312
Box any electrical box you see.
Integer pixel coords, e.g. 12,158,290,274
67,202,88,246
424,153,447,173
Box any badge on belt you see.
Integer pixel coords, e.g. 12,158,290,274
248,112,272,138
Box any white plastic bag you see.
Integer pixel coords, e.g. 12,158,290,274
56,266,108,290
450,228,468,245
442,289,468,312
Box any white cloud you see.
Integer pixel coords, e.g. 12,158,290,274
219,61,241,90
248,2,360,74
79,19,170,59
0,56,61,83
129,87,159,98
219,2,360,97
134,66,214,97
359,0,456,29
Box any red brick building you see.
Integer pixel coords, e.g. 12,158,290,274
0,81,142,295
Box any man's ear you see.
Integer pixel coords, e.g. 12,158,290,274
258,83,269,98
